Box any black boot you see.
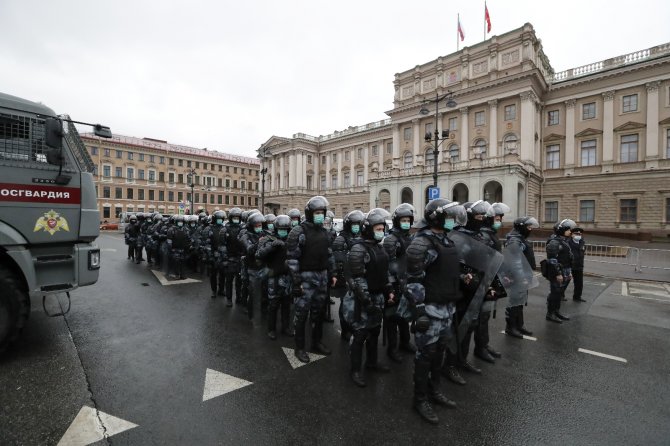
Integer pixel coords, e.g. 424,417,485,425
474,348,495,364
546,302,563,323
311,320,331,355
554,311,570,321
350,333,366,387
267,304,278,340
294,319,310,363
414,357,438,424
365,330,390,372
485,345,502,358
518,308,533,336
505,307,523,338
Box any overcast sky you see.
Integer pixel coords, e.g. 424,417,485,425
2,0,668,158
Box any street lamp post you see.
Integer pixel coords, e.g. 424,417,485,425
419,92,458,192
187,167,196,215
257,146,270,213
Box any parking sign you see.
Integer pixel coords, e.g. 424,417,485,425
428,187,440,200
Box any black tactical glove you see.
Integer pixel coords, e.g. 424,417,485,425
415,304,430,333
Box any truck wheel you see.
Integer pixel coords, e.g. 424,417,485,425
0,265,31,354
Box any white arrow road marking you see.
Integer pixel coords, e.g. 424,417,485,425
151,269,202,286
500,331,537,341
578,348,627,363
58,406,138,446
202,368,253,401
281,347,326,369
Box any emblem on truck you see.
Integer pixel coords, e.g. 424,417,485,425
33,209,70,235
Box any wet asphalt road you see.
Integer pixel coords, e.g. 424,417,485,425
1,232,670,445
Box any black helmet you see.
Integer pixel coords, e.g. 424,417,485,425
343,210,365,234
187,215,198,226
264,213,276,230
304,196,329,223
212,210,226,225
241,210,250,223
392,203,415,229
554,218,576,236
491,202,510,217
136,212,145,221
362,208,390,239
326,210,335,219
228,207,242,222
175,215,186,226
465,200,494,217
424,199,466,229
152,212,162,221
247,212,265,231
513,216,539,237
288,208,301,219
129,214,138,223
274,214,291,230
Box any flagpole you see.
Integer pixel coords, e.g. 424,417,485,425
457,13,460,51
484,1,486,41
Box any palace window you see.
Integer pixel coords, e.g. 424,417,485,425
620,199,637,223
546,145,560,169
622,94,638,113
545,201,558,222
504,104,516,121
620,134,638,163
581,140,597,166
547,110,559,126
582,102,596,120
579,200,595,222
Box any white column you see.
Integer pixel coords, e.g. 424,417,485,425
519,91,537,162
602,90,615,169
288,152,295,188
325,151,331,191
646,82,661,160
363,144,369,185
349,147,355,186
392,125,401,169
337,149,343,190
460,107,469,161
412,118,422,163
279,155,285,190
303,151,308,188
488,100,498,157
296,151,303,188
564,99,576,168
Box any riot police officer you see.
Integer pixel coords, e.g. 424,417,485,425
224,208,244,304
569,227,587,302
208,210,228,300
256,215,292,339
342,208,392,387
545,219,576,323
124,214,140,261
264,214,276,235
382,203,416,363
287,196,334,363
403,199,467,424
240,212,265,319
331,210,364,341
134,213,146,263
504,216,539,337
474,202,510,363
288,208,302,228
167,215,191,280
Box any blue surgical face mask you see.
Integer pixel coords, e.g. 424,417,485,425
254,226,263,234
216,218,223,225
444,218,455,231
573,235,582,242
232,218,240,224
373,231,385,241
351,224,360,234
277,229,288,238
313,214,325,225
492,222,502,231
400,222,411,231
267,224,274,231
177,222,184,227
190,223,196,227
291,219,299,227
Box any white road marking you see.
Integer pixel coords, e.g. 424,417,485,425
629,288,670,299
202,368,253,402
621,281,629,296
578,348,627,363
58,406,138,446
100,248,117,252
150,269,201,286
281,347,326,369
583,281,606,286
500,331,537,341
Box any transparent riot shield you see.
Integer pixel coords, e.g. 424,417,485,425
447,230,504,341
497,242,539,306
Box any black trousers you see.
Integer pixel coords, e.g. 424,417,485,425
572,269,584,300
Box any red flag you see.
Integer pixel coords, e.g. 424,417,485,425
485,3,491,33
457,17,465,41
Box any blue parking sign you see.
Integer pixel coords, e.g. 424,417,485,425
428,187,440,200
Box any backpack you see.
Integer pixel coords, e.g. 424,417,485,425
540,259,550,279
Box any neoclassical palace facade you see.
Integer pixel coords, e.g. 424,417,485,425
259,23,670,234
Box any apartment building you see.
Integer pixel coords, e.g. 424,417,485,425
82,134,260,220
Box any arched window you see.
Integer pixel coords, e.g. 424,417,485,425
503,134,518,154
403,152,413,169
448,144,460,162
474,139,487,159
424,148,435,167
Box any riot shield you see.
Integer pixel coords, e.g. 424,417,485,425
447,230,504,341
497,242,539,306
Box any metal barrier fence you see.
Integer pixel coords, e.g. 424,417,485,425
528,241,670,279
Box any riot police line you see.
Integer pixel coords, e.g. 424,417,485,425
123,196,578,425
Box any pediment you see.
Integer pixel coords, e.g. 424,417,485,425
660,117,670,125
575,128,603,137
259,136,290,151
613,121,646,132
543,133,565,142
